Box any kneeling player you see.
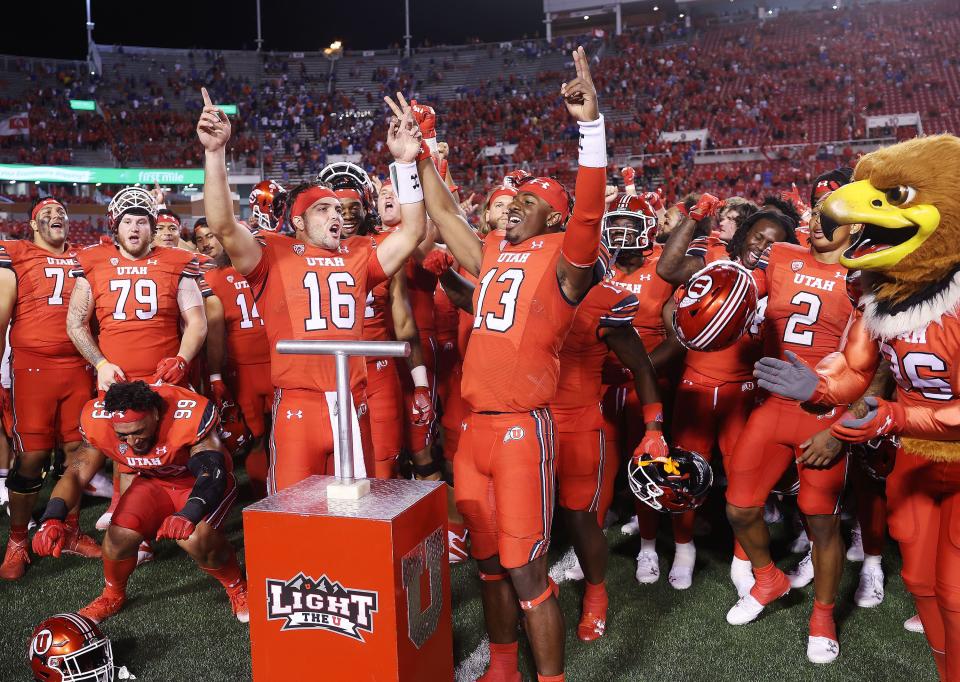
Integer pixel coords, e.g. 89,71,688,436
32,381,247,624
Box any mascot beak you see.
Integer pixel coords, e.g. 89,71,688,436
821,180,941,270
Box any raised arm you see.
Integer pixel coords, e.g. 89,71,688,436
656,195,722,286
556,47,606,303
388,270,426,370
197,87,261,275
374,95,428,277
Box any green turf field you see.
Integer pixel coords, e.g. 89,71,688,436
0,480,938,681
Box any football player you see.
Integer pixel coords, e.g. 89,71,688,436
417,47,605,681
66,186,208,541
154,209,186,249
0,197,100,580
724,192,859,664
194,221,272,496
197,87,427,491
32,380,247,624
481,185,517,236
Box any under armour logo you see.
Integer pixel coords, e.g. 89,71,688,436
533,180,552,190
148,259,159,265
286,410,303,419
410,173,421,191
530,240,544,250
155,446,167,455
835,271,846,279
338,244,350,254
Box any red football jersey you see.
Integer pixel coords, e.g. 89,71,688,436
362,233,393,343
244,231,387,392
0,240,85,367
72,244,203,379
552,282,639,429
761,242,853,366
461,232,589,412
79,383,224,478
881,318,960,413
605,247,674,352
203,264,270,366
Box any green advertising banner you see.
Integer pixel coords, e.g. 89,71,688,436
0,164,204,185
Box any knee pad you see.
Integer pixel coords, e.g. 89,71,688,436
6,461,45,494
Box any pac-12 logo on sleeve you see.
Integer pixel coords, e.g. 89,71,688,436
266,573,378,641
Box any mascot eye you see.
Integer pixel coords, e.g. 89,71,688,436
884,185,917,206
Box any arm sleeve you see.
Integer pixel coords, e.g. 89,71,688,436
597,291,640,337
177,277,204,311
809,313,881,406
560,166,606,268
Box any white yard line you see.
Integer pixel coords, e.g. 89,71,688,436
454,548,580,682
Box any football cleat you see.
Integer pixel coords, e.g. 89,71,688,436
577,610,607,642
846,524,865,562
620,515,639,535
227,579,250,623
95,511,113,532
790,529,811,554
0,537,30,580
635,550,660,585
730,557,755,598
854,562,885,608
788,551,815,588
447,525,469,565
904,614,924,633
807,636,840,664
137,541,154,566
668,543,696,590
84,470,114,499
726,593,766,625
61,527,102,559
78,592,126,624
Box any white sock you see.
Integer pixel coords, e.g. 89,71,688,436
0,468,8,477
673,542,695,568
863,554,882,568
640,538,657,554
732,556,751,571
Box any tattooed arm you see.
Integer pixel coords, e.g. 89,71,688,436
67,277,126,391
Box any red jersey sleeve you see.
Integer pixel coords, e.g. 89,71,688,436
560,166,605,268
598,290,640,337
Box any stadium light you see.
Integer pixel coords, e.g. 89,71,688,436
584,15,589,20
653,6,659,11
679,12,685,18
324,40,344,59
69,99,96,111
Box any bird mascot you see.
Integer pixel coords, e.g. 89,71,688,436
755,134,960,681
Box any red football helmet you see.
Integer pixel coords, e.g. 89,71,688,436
602,193,657,254
218,400,252,456
249,180,286,231
628,447,713,514
674,260,759,352
29,613,114,681
853,436,898,482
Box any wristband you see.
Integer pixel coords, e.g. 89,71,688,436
40,497,69,523
390,161,424,205
577,114,607,168
411,365,428,388
95,358,109,371
642,402,664,425
209,373,222,382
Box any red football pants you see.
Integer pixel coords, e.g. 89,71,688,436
365,357,404,478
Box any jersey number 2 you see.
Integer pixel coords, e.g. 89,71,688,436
783,291,821,346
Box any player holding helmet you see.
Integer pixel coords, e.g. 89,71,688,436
418,47,605,681
197,87,427,491
249,179,286,232
0,197,100,580
32,381,247,624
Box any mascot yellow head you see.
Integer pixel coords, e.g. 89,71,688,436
820,134,960,309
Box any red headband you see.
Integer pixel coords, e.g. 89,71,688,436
31,198,64,221
488,186,517,206
291,187,337,219
110,408,149,424
334,188,362,202
521,178,570,223
158,213,181,229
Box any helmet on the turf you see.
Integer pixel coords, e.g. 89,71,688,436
628,447,713,513
602,193,657,254
218,399,252,456
249,180,286,232
673,260,758,352
107,187,157,231
28,613,114,681
853,436,897,482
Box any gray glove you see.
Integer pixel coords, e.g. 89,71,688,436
754,350,819,402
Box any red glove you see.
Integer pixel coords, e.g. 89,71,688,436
831,397,905,443
621,166,636,188
410,100,437,141
641,188,665,213
688,193,723,221
411,386,434,426
210,378,234,408
780,182,809,218
633,430,669,461
156,514,196,541
32,519,67,558
422,249,455,276
153,356,187,385
505,169,533,187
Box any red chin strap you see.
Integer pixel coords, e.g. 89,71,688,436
31,198,64,221
291,187,337,219
110,408,149,424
